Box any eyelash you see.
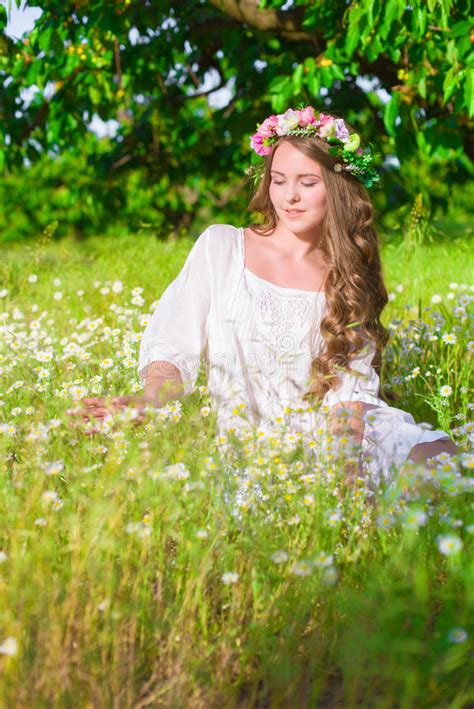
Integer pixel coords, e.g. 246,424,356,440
271,180,317,186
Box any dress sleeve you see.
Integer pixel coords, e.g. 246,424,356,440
137,227,211,396
321,339,381,409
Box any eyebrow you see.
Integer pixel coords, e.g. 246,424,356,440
270,170,321,178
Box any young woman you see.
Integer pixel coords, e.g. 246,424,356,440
74,106,457,483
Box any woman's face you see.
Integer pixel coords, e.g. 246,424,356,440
268,141,327,237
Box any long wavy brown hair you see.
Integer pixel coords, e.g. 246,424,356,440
247,130,390,403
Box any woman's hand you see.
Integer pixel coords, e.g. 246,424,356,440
66,395,155,435
328,401,378,442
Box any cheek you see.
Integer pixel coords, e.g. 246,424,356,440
268,185,278,204
310,189,327,210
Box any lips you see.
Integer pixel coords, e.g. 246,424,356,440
285,209,305,215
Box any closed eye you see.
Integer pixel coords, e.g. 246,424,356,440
271,180,318,186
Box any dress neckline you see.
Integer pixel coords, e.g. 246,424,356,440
238,226,326,296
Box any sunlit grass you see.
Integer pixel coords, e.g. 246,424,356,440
0,229,472,706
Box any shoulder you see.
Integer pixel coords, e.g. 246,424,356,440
192,223,242,262
203,223,242,243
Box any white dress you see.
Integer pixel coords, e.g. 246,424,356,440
138,223,450,483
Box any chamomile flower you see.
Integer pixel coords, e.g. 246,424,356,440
447,628,468,643
221,572,239,585
403,508,428,529
437,534,463,555
439,385,453,398
0,637,18,656
290,560,313,576
377,513,395,529
313,552,334,568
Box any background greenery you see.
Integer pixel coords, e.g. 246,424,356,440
0,0,473,241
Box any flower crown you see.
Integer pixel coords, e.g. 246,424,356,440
248,106,380,189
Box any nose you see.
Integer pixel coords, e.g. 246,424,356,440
285,183,301,203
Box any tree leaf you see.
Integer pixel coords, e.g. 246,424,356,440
464,69,474,118
450,20,472,38
383,91,401,135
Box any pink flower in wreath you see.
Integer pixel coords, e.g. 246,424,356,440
318,113,336,138
298,106,318,126
257,115,279,138
249,133,271,156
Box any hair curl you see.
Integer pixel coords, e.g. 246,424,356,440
246,130,390,403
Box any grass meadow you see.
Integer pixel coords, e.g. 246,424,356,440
0,224,473,707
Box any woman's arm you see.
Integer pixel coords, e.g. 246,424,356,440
327,401,378,485
68,360,184,432
143,360,184,406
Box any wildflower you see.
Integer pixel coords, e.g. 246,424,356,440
442,333,457,345
460,453,474,470
112,280,123,294
44,460,64,476
467,341,474,353
303,494,315,506
440,385,453,398
100,358,114,369
53,291,63,301
271,550,288,564
0,637,18,656
290,560,313,576
68,384,88,400
42,490,59,503
447,628,468,643
196,529,209,539
163,462,190,480
200,406,211,417
377,513,394,528
0,550,7,563
97,598,110,612
328,510,343,526
403,508,428,529
437,534,463,555
52,499,64,510
431,294,442,304
313,552,334,568
53,278,61,286
28,274,38,283
34,518,48,527
0,289,8,298
222,572,239,584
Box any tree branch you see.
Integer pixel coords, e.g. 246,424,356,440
207,0,319,44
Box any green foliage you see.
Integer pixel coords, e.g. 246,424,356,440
0,0,473,239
